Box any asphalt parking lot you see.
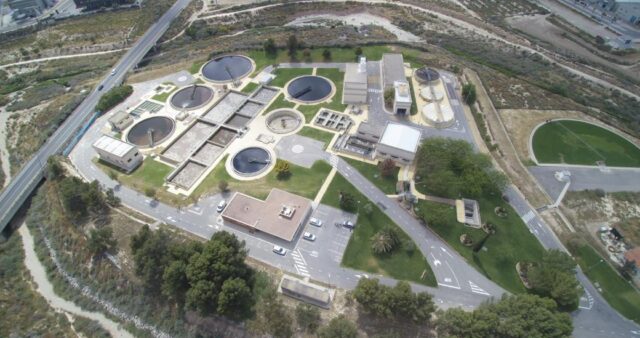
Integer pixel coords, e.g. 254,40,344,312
293,204,358,278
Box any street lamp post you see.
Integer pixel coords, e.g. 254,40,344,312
586,259,605,273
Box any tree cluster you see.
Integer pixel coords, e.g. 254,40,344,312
275,160,292,180
96,85,133,113
58,176,108,223
526,250,582,311
338,191,357,212
131,226,256,320
462,83,477,105
353,278,435,323
436,294,573,338
415,138,507,198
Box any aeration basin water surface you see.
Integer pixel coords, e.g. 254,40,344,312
127,116,175,148
286,76,332,103
170,85,214,110
202,55,253,83
232,147,271,175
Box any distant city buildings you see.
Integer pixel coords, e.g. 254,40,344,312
585,0,640,25
73,0,136,11
8,0,53,18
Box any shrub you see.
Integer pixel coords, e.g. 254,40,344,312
96,85,133,113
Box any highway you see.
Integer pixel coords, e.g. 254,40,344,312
0,0,193,235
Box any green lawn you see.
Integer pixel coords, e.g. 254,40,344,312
193,156,332,200
298,105,320,123
247,46,392,75
262,93,295,115
407,78,418,116
95,157,191,206
321,173,437,287
316,68,347,112
189,59,206,74
297,127,335,149
270,68,313,88
241,82,260,94
416,197,546,293
151,85,177,103
532,120,640,167
569,243,640,324
340,156,399,194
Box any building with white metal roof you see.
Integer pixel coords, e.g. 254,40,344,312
376,122,422,163
93,135,142,173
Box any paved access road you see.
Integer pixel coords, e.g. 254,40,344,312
0,0,193,235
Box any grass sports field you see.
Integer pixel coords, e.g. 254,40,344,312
532,120,640,167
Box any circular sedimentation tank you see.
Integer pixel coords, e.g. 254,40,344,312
286,75,333,103
232,147,272,176
170,85,214,110
422,102,454,129
126,116,175,148
414,67,440,84
265,109,304,134
201,55,254,83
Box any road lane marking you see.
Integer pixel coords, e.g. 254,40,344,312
468,281,490,296
438,283,461,290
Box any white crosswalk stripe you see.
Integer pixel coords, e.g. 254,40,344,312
469,281,490,296
522,210,535,224
292,250,310,277
329,154,339,168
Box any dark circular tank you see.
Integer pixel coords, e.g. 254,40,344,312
415,67,440,83
232,147,272,175
126,116,175,148
286,76,333,103
202,55,253,83
170,85,214,110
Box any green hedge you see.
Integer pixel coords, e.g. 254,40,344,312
96,85,133,113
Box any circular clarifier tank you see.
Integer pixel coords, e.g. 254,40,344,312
126,116,175,148
232,147,272,176
170,85,214,110
414,67,440,85
266,109,304,134
286,75,333,103
201,55,254,83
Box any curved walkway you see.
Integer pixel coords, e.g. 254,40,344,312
19,225,134,338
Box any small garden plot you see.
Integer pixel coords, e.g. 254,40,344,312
297,127,334,149
532,120,640,167
416,197,546,293
270,68,313,88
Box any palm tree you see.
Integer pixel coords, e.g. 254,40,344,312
371,231,393,254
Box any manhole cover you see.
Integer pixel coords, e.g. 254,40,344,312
292,145,304,154
177,76,188,82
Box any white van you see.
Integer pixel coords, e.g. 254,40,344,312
216,200,227,212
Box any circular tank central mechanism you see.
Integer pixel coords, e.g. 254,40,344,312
266,109,303,134
286,76,333,103
170,85,214,110
414,67,440,84
127,116,175,148
202,55,254,83
232,147,272,176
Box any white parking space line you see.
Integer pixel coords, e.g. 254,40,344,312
522,210,535,224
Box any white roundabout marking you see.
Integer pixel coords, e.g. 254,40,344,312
292,144,304,154
177,76,188,82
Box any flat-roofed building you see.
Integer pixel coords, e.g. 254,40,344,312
279,275,332,308
393,80,412,115
376,122,421,164
221,189,312,242
611,0,640,24
93,135,142,173
108,110,134,132
343,58,368,104
381,53,406,89
355,121,383,143
8,0,52,18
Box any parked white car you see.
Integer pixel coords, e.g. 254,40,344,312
216,200,227,213
303,232,316,241
309,217,323,227
272,245,287,255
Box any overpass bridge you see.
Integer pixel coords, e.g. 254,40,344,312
0,0,193,237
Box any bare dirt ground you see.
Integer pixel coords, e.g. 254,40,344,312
506,14,640,82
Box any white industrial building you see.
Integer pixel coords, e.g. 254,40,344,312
342,58,368,104
93,135,142,173
393,80,413,115
611,0,640,24
376,122,422,163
